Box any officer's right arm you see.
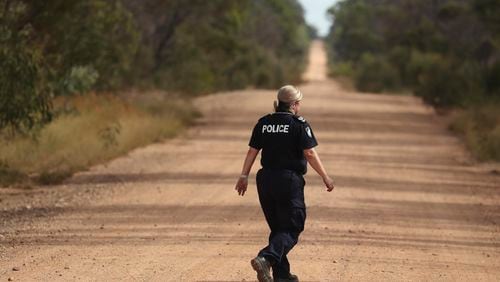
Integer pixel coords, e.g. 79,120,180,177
235,121,262,196
235,147,260,196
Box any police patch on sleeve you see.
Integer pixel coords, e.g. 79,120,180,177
306,126,312,138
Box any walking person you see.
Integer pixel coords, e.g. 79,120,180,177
235,85,334,282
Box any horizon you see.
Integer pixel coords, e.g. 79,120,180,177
298,0,340,37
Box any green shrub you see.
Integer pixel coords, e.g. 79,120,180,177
325,0,500,106
59,66,99,96
485,62,500,97
157,60,216,96
0,0,138,133
408,51,467,107
388,46,411,84
46,0,139,91
0,26,52,132
354,53,400,92
330,61,355,77
450,103,500,161
437,2,468,21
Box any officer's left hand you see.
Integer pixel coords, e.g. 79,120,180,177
323,176,334,192
235,177,248,196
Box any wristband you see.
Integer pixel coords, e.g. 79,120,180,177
239,174,248,179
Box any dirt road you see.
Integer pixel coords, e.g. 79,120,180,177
1,41,499,281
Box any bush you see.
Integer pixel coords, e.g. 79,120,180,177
388,46,411,84
407,51,468,107
59,66,99,96
0,93,198,186
330,61,355,77
325,0,500,106
125,0,309,95
45,0,139,91
0,161,28,187
0,0,139,133
37,170,73,186
485,62,500,98
354,53,400,92
0,27,52,132
450,103,500,161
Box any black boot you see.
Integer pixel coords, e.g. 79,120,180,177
251,256,273,282
274,273,299,282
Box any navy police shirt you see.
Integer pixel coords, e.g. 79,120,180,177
249,112,318,174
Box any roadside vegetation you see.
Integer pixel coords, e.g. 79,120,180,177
325,0,500,161
449,104,500,161
0,0,311,186
0,94,198,186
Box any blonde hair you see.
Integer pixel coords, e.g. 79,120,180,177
274,85,302,112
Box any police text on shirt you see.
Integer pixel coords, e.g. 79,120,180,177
262,124,289,134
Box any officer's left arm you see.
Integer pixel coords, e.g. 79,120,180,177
298,120,334,192
235,147,260,196
304,148,334,192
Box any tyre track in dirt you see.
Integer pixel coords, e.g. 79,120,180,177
1,41,499,281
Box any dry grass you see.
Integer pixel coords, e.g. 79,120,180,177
0,93,199,186
449,103,500,161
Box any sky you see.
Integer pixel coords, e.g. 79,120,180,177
297,0,340,37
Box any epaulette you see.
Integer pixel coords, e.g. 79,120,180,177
293,115,307,123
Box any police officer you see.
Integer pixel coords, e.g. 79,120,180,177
235,85,334,282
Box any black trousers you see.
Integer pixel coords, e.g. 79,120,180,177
256,168,306,279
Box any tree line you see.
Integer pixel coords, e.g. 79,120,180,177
326,0,500,107
0,0,311,132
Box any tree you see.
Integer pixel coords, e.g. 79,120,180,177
0,0,139,131
0,1,52,132
326,0,499,106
